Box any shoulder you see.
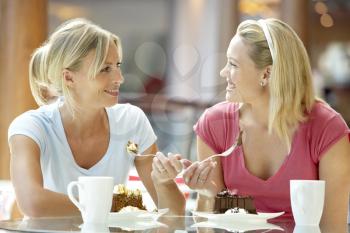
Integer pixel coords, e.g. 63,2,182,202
8,103,58,149
9,103,57,130
202,101,240,120
304,101,349,161
194,102,240,153
195,101,240,136
306,101,346,127
309,101,339,119
107,103,148,123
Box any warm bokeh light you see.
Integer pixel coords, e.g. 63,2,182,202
239,0,280,18
314,1,328,15
49,2,88,20
320,13,334,27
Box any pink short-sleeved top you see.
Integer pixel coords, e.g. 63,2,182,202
194,101,350,218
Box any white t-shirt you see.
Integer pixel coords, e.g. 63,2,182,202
8,99,157,194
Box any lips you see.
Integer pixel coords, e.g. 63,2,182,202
226,82,236,91
104,89,119,97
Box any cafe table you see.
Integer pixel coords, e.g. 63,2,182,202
0,214,349,233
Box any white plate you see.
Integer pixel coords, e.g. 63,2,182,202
108,220,167,231
80,220,167,232
192,211,285,223
109,208,169,222
191,220,283,232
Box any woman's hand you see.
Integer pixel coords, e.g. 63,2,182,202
150,151,190,215
182,159,218,197
151,152,191,185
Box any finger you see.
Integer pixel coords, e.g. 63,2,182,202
156,152,177,177
168,153,183,172
205,162,217,182
180,159,192,169
183,162,199,184
197,165,212,184
168,153,182,160
188,168,201,187
188,160,212,187
153,155,166,173
152,157,162,174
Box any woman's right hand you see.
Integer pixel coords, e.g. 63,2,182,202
182,158,218,197
151,152,191,185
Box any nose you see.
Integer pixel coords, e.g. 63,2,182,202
114,69,124,84
118,74,124,84
220,65,227,78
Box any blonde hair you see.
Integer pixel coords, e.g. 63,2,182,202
237,18,315,151
29,18,122,112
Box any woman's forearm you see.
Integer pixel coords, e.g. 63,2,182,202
196,194,215,212
155,181,186,215
17,188,79,218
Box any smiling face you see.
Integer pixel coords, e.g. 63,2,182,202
220,35,267,103
68,41,123,109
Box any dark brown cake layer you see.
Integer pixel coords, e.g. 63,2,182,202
214,190,257,214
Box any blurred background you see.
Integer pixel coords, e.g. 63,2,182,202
0,0,350,216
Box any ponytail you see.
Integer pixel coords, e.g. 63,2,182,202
29,45,58,105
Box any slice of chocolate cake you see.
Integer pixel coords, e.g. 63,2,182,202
214,189,257,214
111,184,146,212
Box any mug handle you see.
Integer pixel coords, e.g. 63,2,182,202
67,181,85,213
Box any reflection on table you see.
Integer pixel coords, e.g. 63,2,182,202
0,215,348,233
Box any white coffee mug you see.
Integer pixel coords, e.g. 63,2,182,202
80,223,110,233
67,176,114,224
293,225,321,233
290,180,325,226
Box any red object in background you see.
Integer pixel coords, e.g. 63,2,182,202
144,76,164,94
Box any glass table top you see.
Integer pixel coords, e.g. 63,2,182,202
0,215,349,233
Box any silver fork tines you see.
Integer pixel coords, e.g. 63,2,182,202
208,131,243,159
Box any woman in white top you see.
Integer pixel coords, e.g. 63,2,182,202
8,18,184,217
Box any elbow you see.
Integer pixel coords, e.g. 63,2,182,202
17,195,46,218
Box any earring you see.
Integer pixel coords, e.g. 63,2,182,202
260,81,265,87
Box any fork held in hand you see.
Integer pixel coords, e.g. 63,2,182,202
207,131,243,160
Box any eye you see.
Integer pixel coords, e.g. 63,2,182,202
101,66,112,73
117,62,122,68
229,62,237,68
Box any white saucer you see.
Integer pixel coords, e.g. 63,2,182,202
109,208,169,222
192,211,285,223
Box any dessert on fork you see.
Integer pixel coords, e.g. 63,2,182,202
126,141,139,155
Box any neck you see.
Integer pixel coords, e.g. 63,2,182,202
240,94,270,130
59,103,109,138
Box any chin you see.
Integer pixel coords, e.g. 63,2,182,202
226,92,237,103
105,98,118,107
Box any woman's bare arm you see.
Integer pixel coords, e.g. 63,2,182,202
9,135,79,217
151,152,189,215
183,136,225,212
319,135,350,227
196,136,225,211
134,143,159,206
136,144,187,215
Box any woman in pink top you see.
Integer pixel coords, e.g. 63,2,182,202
152,18,350,226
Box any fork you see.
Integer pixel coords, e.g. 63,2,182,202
205,131,243,160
